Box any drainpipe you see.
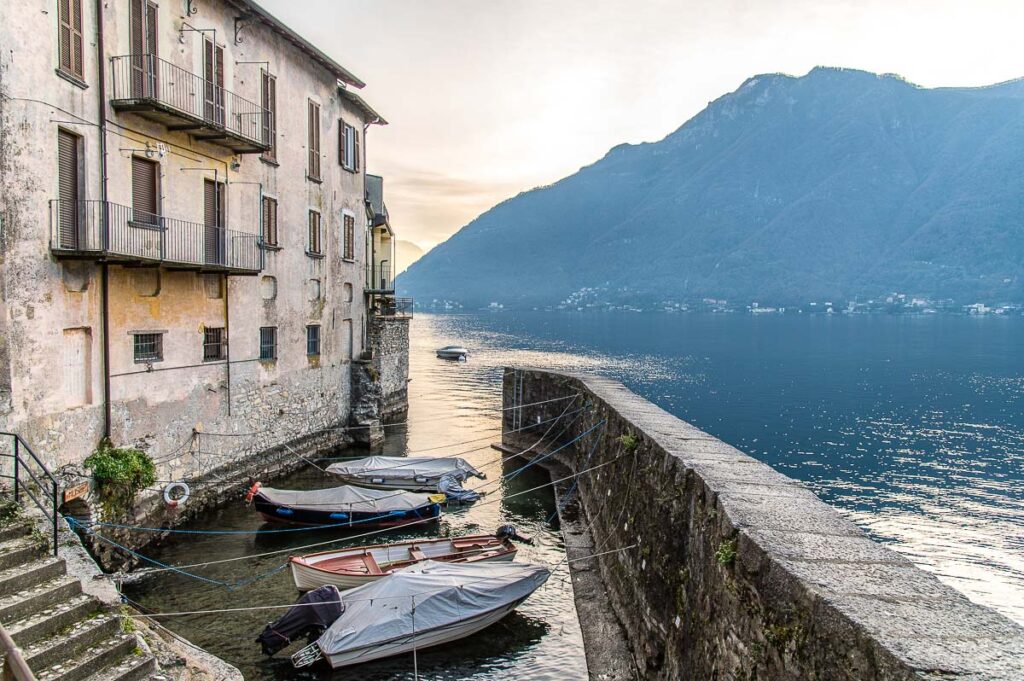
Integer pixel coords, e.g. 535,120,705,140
95,0,112,439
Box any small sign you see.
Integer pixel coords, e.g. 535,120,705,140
64,481,90,503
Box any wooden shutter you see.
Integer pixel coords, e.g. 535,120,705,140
344,214,354,260
58,130,79,248
58,0,72,73
145,2,158,96
262,196,277,246
71,0,83,77
131,156,158,224
338,119,346,166
214,44,224,124
203,37,215,121
261,71,276,157
204,180,223,264
308,211,321,253
354,128,361,172
129,0,144,96
308,100,320,179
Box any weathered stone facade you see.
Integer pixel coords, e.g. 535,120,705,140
503,368,1024,681
0,0,396,504
369,315,410,421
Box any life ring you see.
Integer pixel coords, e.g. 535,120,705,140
245,481,262,505
163,482,190,509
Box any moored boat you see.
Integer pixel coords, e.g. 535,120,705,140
245,482,445,528
324,456,485,492
291,561,550,669
289,531,518,591
436,345,469,360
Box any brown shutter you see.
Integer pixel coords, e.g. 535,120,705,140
58,0,72,73
354,128,361,172
130,0,144,95
70,0,84,77
338,118,346,166
203,38,214,121
145,2,158,96
308,101,320,179
204,180,223,264
262,196,278,246
131,156,158,224
58,130,79,248
214,44,224,124
261,71,276,156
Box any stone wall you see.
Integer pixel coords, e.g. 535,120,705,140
369,316,410,421
503,368,1024,681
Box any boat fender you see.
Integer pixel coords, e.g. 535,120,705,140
245,482,262,505
163,482,190,509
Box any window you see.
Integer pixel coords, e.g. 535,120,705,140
203,36,225,125
133,333,163,363
131,156,160,227
58,0,85,81
306,325,321,357
262,196,278,246
203,327,225,361
308,210,322,255
129,0,158,98
259,327,277,360
340,120,359,172
343,214,355,260
307,99,321,180
57,129,81,249
261,70,277,160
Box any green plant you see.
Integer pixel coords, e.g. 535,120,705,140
715,538,738,566
84,439,156,519
120,605,137,633
619,433,638,452
0,499,21,526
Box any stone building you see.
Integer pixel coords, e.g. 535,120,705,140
0,0,406,488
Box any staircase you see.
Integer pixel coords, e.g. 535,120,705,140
0,517,158,681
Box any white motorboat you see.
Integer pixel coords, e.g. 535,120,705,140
436,345,469,360
289,532,518,591
324,456,485,492
292,561,550,670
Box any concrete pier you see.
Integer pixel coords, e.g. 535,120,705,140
503,368,1024,680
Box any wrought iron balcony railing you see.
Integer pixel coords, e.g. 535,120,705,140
109,53,271,154
377,297,413,319
365,261,393,292
49,200,263,274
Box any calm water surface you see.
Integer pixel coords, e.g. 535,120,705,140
127,312,1024,679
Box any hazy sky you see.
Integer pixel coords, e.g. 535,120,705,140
262,0,1024,258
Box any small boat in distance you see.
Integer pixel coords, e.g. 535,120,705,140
245,482,444,528
292,561,550,670
289,530,519,591
436,345,469,360
325,456,485,492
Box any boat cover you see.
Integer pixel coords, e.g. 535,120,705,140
257,485,440,513
325,456,484,481
316,561,550,656
438,474,482,503
257,585,344,656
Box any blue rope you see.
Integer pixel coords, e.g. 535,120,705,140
547,425,606,524
504,419,606,483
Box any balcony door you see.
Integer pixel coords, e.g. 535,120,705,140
132,156,160,227
57,130,80,249
203,37,225,126
129,0,158,99
204,179,225,266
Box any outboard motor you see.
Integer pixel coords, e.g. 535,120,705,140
256,585,344,656
495,524,533,544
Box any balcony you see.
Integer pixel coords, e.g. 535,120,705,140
377,297,413,319
109,54,271,154
49,200,262,275
365,262,394,293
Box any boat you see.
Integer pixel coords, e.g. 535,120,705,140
436,345,469,360
291,561,550,669
324,456,485,492
245,482,445,528
289,529,520,591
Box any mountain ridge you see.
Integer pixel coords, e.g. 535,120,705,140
398,67,1024,308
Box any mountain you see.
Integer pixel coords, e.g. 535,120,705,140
397,67,1024,309
395,239,425,274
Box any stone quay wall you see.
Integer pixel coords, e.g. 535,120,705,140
502,368,1024,681
369,316,410,421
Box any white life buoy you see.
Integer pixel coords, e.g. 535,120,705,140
163,482,190,508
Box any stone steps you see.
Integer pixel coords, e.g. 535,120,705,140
0,510,160,681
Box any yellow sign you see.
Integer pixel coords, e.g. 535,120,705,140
63,481,90,503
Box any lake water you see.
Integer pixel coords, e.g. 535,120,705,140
126,311,1024,680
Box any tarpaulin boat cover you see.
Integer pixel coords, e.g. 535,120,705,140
257,585,344,656
257,485,440,513
438,474,482,503
325,456,484,481
316,561,550,656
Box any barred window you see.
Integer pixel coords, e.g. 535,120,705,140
306,325,321,357
343,214,354,260
262,196,278,246
203,327,225,361
259,326,277,360
133,333,163,363
308,210,322,255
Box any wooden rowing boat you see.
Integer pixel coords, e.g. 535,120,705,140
289,533,517,591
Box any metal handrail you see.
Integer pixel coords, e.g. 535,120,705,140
0,622,36,680
49,199,263,272
365,262,393,291
0,432,59,558
378,297,414,319
109,53,271,148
